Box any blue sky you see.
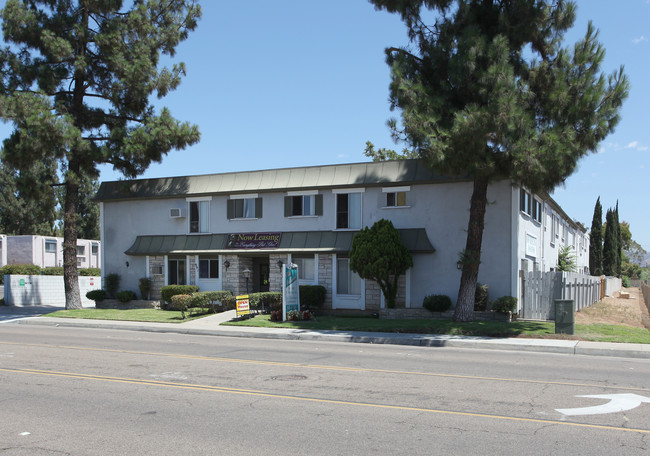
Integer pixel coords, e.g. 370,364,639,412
2,1,649,250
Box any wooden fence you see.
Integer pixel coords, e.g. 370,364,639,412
520,271,602,320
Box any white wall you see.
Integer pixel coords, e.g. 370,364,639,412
4,274,100,307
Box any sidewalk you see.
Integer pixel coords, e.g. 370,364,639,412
2,306,650,359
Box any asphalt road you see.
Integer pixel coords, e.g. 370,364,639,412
1,325,649,455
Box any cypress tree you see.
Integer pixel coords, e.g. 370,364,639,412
369,0,628,320
589,197,603,275
602,208,617,277
615,201,622,277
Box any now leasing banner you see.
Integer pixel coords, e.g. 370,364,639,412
282,264,300,321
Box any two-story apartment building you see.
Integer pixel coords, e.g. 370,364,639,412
1,235,101,269
96,159,589,312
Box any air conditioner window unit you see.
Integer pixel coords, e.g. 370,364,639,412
170,208,185,218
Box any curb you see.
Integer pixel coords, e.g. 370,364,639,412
10,316,650,359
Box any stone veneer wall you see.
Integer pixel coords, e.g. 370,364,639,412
189,256,197,286
269,253,289,293
365,275,407,310
149,256,165,300
318,254,333,309
221,255,254,296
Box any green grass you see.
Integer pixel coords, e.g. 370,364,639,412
43,308,650,343
223,315,650,344
45,308,210,324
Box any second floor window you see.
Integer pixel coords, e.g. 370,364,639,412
227,196,262,219
284,194,323,217
189,200,210,233
336,193,361,229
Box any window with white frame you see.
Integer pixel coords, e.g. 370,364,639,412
189,199,210,233
293,256,315,281
91,243,99,255
335,190,362,229
336,257,361,295
532,199,542,223
45,240,57,253
199,258,219,279
227,195,261,219
520,188,532,215
285,192,322,217
383,186,410,208
77,245,85,256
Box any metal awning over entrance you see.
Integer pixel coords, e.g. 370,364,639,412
125,229,435,256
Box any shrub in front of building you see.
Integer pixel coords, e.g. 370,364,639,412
116,290,137,302
160,285,200,309
492,296,518,314
169,294,193,318
42,267,64,275
299,285,326,311
248,292,282,313
105,273,121,298
422,294,452,312
474,283,490,311
193,291,234,312
86,289,106,302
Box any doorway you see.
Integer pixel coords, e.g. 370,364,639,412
253,257,270,292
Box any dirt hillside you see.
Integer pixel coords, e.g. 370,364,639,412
575,287,650,330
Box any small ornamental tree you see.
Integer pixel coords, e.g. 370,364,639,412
350,219,413,308
557,245,577,272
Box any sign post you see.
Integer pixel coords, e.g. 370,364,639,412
236,295,250,317
282,264,300,321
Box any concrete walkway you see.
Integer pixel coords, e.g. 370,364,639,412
2,306,650,359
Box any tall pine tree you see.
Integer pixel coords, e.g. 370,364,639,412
589,197,603,276
369,0,628,320
0,1,201,308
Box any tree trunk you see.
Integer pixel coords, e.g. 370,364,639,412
453,176,489,322
63,167,82,309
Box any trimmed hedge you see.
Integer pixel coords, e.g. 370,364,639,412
105,273,121,298
116,290,137,303
248,292,282,312
0,264,42,283
79,268,101,276
160,285,200,308
423,294,452,312
42,267,64,275
193,291,235,312
86,289,106,302
299,285,326,310
492,296,517,314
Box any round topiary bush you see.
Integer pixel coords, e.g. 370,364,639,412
86,289,106,302
423,294,452,312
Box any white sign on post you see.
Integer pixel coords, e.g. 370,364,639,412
282,264,300,321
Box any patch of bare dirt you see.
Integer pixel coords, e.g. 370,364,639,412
574,287,650,330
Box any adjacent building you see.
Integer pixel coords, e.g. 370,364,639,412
1,235,101,269
96,159,589,312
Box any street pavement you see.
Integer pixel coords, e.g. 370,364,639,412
1,304,649,359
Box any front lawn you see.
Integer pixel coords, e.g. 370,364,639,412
222,314,650,344
45,308,210,323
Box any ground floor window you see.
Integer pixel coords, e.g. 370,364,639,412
199,258,219,279
168,258,186,285
293,256,315,281
336,257,361,295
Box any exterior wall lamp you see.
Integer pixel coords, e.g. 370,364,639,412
223,260,230,269
276,260,284,269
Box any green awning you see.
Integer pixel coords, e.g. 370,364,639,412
125,229,435,255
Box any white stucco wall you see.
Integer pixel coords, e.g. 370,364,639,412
4,274,100,307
